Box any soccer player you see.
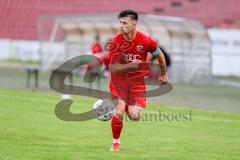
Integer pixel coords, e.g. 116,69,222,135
91,34,103,55
105,10,168,152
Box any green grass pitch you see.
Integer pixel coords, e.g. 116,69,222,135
0,89,240,160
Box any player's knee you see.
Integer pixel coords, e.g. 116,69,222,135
130,116,141,121
129,113,141,121
115,110,124,119
114,100,126,119
115,106,125,119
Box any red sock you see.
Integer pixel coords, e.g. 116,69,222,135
111,116,123,139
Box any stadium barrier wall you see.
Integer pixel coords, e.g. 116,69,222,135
0,39,65,63
208,29,240,77
1,25,240,78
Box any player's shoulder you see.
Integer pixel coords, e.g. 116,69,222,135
137,31,155,45
137,31,152,41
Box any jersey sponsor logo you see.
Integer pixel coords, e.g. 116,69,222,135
122,53,142,63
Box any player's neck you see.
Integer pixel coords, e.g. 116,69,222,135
123,30,137,41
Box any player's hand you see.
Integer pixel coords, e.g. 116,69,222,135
159,74,168,84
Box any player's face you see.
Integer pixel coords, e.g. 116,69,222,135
119,17,136,35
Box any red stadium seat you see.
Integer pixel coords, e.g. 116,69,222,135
0,0,240,40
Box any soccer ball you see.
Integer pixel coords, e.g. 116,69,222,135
92,99,115,121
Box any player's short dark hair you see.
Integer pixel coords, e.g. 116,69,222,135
118,10,138,21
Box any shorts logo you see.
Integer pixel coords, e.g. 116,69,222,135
136,45,144,52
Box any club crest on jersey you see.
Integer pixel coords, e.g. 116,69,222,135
136,45,144,52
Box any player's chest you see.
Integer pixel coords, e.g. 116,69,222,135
117,41,147,63
117,40,146,54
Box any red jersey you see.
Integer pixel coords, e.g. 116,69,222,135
107,31,158,86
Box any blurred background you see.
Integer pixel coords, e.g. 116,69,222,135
0,0,240,113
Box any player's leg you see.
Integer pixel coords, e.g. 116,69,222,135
109,83,128,152
111,99,126,152
113,99,126,119
128,105,144,121
127,85,146,121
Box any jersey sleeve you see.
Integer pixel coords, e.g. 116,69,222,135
147,37,161,56
102,39,120,70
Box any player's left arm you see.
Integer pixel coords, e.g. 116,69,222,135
151,49,168,84
148,38,168,84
